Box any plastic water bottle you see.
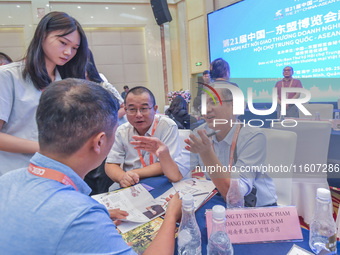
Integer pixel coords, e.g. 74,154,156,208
177,193,201,255
333,112,340,131
279,113,284,121
226,178,244,209
309,188,337,255
207,205,233,255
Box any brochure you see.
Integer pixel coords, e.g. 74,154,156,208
92,183,166,233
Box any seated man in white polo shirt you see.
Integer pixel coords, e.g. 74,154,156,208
105,86,185,188
132,85,277,207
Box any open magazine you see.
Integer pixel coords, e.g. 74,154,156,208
153,178,216,211
92,178,216,234
92,183,167,234
120,178,216,254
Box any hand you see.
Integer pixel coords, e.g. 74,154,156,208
108,208,129,226
119,171,140,188
165,193,182,222
185,129,212,154
131,136,169,157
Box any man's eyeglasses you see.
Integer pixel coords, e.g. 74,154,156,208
206,99,233,107
125,107,153,115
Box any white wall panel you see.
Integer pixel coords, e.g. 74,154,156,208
124,64,147,83
123,45,145,64
121,29,145,45
97,64,125,83
91,45,124,64
90,30,122,45
0,28,25,61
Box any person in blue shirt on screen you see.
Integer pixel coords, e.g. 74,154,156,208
0,78,181,255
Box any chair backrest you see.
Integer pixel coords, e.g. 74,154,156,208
272,120,331,167
262,128,297,205
299,103,334,119
178,129,191,149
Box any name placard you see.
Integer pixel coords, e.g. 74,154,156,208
206,206,303,244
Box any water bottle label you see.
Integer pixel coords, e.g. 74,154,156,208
326,234,337,252
178,229,192,247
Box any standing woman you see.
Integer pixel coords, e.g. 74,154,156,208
0,12,88,175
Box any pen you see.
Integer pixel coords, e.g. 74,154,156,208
207,130,220,137
193,192,210,197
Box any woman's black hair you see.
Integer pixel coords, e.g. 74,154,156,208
23,11,88,90
0,52,13,64
86,49,103,83
166,95,188,115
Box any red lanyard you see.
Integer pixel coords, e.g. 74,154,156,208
281,78,293,89
212,125,242,171
137,118,158,167
28,163,78,191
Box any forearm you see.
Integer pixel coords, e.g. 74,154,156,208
158,150,182,182
0,133,39,153
144,214,177,255
200,149,231,198
132,162,163,179
291,93,300,100
211,178,230,201
104,163,125,182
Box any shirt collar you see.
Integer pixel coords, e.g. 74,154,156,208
283,77,293,82
209,123,237,146
55,68,62,81
30,152,91,195
143,115,159,137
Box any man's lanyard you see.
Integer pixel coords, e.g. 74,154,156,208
281,78,293,89
212,125,242,171
137,118,158,167
27,163,78,191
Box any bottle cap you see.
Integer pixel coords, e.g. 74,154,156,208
182,193,194,206
212,205,226,220
317,188,331,201
315,112,320,120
